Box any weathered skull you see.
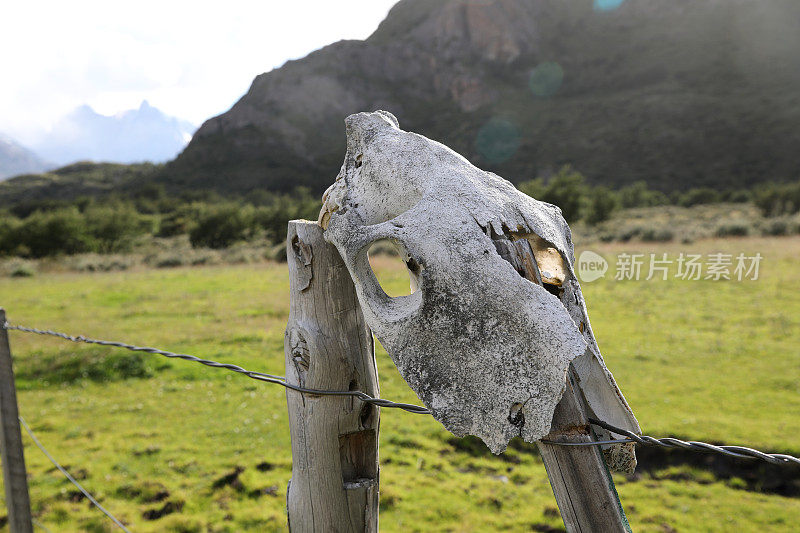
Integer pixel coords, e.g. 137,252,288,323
321,111,639,464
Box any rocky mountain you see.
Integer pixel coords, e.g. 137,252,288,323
34,101,195,167
0,134,50,180
160,0,800,195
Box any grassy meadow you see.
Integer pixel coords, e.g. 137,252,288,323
0,235,798,531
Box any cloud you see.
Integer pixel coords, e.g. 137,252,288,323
0,0,397,144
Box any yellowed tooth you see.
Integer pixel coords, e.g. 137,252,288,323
317,203,339,230
318,209,330,229
511,233,566,287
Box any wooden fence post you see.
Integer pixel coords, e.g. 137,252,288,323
284,221,380,532
537,367,630,532
0,309,33,533
499,241,631,533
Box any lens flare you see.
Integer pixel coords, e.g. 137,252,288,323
594,0,625,12
529,62,564,97
475,118,520,165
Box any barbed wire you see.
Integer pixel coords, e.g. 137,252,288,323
19,416,131,532
2,322,430,414
586,418,800,467
32,518,53,533
5,321,800,468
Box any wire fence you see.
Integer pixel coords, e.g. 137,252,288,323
5,321,799,469
19,416,131,532
3,323,429,414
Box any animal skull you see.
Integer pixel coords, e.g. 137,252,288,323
321,111,639,467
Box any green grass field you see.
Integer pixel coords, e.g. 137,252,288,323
1,236,798,532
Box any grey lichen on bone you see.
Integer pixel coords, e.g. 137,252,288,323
321,110,639,459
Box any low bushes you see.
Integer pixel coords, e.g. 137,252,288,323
0,188,319,259
0,204,153,258
1,175,799,260
754,182,800,217
517,168,784,226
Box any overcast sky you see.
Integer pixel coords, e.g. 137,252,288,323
0,0,398,145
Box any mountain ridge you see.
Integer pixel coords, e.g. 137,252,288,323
0,134,51,180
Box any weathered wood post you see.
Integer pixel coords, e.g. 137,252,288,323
537,368,630,532
497,239,630,532
284,221,380,532
0,309,33,533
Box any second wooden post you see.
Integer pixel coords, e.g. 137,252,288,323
284,220,380,532
497,238,630,533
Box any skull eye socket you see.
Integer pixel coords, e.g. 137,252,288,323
367,239,420,298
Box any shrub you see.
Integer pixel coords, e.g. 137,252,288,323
616,226,642,242
539,166,586,222
266,242,288,262
84,204,153,253
754,182,800,217
723,189,752,203
619,181,669,208
157,202,208,238
586,186,618,225
189,204,255,249
518,178,546,200
679,187,721,207
253,189,320,244
14,207,95,257
761,218,789,236
640,227,674,242
715,222,751,237
222,245,263,264
69,254,135,272
367,239,401,257
252,204,289,244
153,254,186,268
189,251,221,266
0,215,22,255
9,261,35,277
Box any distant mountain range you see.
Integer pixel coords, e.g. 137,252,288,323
0,134,50,180
159,0,800,195
31,101,195,167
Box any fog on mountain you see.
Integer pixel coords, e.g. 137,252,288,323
32,101,196,167
0,134,50,180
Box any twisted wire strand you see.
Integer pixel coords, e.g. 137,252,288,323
3,322,430,415
587,418,800,467
32,518,53,533
6,322,799,467
19,416,131,532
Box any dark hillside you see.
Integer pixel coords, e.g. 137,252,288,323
162,0,800,195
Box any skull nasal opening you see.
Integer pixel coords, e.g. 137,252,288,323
367,239,422,298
